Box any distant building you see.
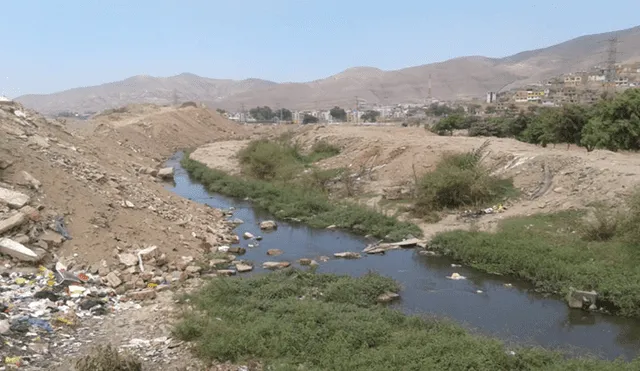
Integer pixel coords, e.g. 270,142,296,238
486,91,497,103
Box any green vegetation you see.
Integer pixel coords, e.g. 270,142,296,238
75,344,141,371
237,137,340,181
303,114,319,124
430,88,640,152
361,110,381,123
430,191,640,316
174,269,639,370
413,142,517,218
330,106,347,121
182,148,422,240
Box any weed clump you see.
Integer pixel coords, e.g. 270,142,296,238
174,269,639,370
74,344,141,371
414,142,516,217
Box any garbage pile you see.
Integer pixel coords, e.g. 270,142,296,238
458,203,506,219
0,262,143,369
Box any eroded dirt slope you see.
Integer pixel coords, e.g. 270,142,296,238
0,101,255,370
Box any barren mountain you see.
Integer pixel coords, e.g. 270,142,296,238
16,25,640,114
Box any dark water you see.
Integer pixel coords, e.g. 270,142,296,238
165,151,640,361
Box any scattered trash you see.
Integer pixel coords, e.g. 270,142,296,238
503,283,513,288
447,272,466,280
476,290,484,294
451,264,462,268
54,215,72,240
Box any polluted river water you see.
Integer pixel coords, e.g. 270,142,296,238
165,151,640,361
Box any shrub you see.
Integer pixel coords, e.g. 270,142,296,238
414,142,516,216
74,344,141,371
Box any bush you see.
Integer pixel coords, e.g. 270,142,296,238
174,269,640,370
237,138,341,181
414,142,516,216
75,344,141,371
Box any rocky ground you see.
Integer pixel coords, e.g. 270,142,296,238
0,101,262,370
190,123,640,239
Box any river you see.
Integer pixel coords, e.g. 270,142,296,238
165,151,640,361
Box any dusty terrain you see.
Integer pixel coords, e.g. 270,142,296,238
191,123,640,239
0,102,259,370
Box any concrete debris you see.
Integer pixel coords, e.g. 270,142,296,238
0,187,30,209
118,252,138,267
377,292,400,303
20,170,42,190
0,211,27,234
566,288,598,310
0,237,38,261
334,252,361,259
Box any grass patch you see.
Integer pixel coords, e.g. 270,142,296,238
174,269,639,370
182,154,422,241
414,142,517,217
430,209,640,316
74,344,141,371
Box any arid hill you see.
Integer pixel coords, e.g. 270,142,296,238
16,25,640,114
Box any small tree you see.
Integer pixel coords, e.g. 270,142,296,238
329,106,347,121
361,110,380,123
302,114,319,124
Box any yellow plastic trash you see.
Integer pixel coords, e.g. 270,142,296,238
4,356,21,366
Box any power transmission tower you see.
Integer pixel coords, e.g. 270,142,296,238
355,96,359,124
428,74,432,103
241,104,246,124
605,37,619,84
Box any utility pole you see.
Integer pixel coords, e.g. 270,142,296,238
428,74,432,103
172,89,178,106
241,104,246,124
355,96,359,124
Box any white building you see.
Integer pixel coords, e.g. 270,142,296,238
486,91,497,103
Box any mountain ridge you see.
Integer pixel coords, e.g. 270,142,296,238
16,25,640,114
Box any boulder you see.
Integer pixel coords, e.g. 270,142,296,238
0,238,38,261
262,261,291,270
298,258,312,266
235,263,253,273
0,187,30,209
228,247,246,255
157,167,174,180
216,269,236,276
266,249,283,256
243,232,255,239
566,288,598,309
185,265,202,277
259,220,277,230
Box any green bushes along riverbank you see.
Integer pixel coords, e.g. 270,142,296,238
174,269,640,370
431,194,640,316
181,149,422,241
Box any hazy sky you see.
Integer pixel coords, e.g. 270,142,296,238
2,0,639,96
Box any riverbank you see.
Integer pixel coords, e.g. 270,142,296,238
175,269,640,370
430,209,640,317
180,152,422,241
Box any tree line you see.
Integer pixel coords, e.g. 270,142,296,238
222,105,382,124
431,89,640,152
